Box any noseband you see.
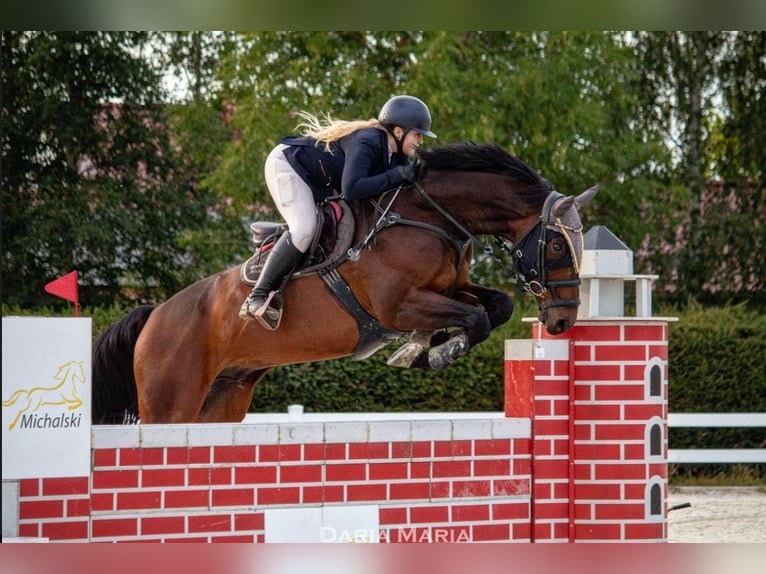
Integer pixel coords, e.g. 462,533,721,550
500,191,583,309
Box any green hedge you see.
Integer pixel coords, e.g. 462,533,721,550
664,303,766,478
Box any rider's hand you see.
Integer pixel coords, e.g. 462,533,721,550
396,162,420,183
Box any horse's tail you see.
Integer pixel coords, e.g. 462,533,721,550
92,305,155,424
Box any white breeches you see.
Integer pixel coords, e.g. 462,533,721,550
264,143,317,253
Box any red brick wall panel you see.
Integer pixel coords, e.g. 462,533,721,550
279,464,322,483
165,489,209,509
575,364,621,381
92,469,139,489
575,483,622,500
257,486,300,505
432,460,471,478
234,465,277,485
493,501,529,520
452,479,491,498
435,439,472,457
595,344,647,361
42,477,88,496
117,490,162,510
141,515,186,535
574,522,622,540
93,448,117,467
19,500,63,520
142,468,185,488
452,503,490,522
369,462,409,480
410,505,449,524
92,517,138,538
349,441,389,459
625,522,665,540
66,498,90,517
347,483,387,502
19,479,39,497
214,445,256,464
595,503,646,520
595,463,648,480
624,324,665,341
303,443,325,460
325,463,365,482
324,443,347,460
188,513,232,533
211,488,254,507
41,520,89,541
472,522,510,541
90,492,114,511
379,506,407,524
473,458,510,477
234,512,264,531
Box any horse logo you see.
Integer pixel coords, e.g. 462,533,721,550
2,360,86,430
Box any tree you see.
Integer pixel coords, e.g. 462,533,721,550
1,32,223,307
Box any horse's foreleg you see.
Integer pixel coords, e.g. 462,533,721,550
454,284,513,330
385,289,493,370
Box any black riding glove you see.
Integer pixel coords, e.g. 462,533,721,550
395,161,420,183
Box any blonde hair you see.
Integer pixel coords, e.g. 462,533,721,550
293,111,386,151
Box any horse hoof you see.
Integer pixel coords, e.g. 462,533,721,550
387,342,424,368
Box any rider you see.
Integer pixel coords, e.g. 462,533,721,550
239,95,437,330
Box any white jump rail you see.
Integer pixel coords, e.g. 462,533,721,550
668,413,766,464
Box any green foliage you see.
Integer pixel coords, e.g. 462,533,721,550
667,302,766,480
2,32,231,308
4,31,764,316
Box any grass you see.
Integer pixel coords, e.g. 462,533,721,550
669,464,766,488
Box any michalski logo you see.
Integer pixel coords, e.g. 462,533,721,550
2,360,86,431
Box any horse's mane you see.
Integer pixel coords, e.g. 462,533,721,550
417,141,553,202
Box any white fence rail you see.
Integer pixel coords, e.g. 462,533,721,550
668,413,766,464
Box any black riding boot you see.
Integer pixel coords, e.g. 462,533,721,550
239,232,304,330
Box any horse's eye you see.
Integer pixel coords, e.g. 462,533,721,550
551,241,564,253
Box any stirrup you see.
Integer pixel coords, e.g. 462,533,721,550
242,292,284,330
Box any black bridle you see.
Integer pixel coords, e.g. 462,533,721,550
498,191,582,309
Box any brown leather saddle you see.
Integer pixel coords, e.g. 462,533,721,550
240,199,355,286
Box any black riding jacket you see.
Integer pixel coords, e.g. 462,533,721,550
281,127,409,202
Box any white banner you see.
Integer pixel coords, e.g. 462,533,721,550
2,317,91,479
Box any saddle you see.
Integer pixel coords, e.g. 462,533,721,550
240,199,355,286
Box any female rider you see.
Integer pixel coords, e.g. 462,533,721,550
239,94,437,330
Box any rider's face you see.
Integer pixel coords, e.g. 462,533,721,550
399,129,423,157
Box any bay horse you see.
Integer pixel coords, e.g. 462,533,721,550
92,142,598,424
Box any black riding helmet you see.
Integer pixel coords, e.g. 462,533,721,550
378,95,437,149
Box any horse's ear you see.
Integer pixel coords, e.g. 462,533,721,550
574,185,599,210
552,196,575,218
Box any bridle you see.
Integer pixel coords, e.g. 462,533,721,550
497,191,583,309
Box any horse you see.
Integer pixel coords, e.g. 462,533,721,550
92,142,598,425
3,360,86,430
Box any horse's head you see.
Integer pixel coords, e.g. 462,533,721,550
510,185,598,334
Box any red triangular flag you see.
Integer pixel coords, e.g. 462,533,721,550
45,270,79,304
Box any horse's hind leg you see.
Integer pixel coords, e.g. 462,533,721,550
196,368,272,423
